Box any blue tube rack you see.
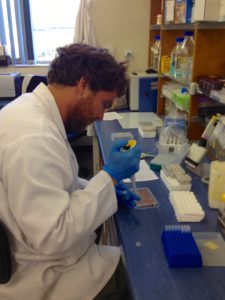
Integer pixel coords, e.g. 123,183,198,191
161,225,202,268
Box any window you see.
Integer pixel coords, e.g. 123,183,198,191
0,0,80,64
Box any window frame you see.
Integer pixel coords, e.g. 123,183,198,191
0,0,78,65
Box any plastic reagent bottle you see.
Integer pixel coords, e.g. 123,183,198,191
151,35,161,71
170,37,184,77
175,31,195,84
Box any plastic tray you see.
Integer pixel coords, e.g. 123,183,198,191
111,132,133,141
193,232,225,266
132,187,159,209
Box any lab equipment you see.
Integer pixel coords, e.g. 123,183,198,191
115,182,140,208
208,161,225,209
140,152,155,159
150,152,185,171
197,75,224,97
160,55,171,73
130,174,138,195
120,140,138,194
111,132,133,141
160,164,192,191
103,140,141,182
0,73,21,99
185,143,207,168
129,73,158,112
175,31,194,83
170,37,184,76
138,121,156,138
133,187,158,209
217,194,225,234
159,111,189,156
162,225,202,268
193,231,225,266
162,81,190,112
185,114,220,168
169,191,205,222
150,35,161,71
206,115,225,161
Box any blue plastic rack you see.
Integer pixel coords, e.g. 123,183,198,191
161,225,202,268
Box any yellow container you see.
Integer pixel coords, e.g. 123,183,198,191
161,56,171,73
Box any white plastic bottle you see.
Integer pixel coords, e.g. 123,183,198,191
170,37,184,77
177,31,195,84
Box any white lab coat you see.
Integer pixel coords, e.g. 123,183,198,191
0,83,120,300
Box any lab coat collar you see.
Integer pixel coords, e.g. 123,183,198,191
33,83,68,142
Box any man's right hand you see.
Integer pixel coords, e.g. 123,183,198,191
103,140,141,182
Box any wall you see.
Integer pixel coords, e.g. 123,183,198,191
0,0,150,75
90,0,150,72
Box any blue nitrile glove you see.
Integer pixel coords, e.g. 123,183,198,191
103,140,141,182
115,182,141,208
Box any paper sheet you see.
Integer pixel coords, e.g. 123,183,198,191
103,112,122,121
124,160,158,182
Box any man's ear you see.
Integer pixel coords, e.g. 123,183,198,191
77,77,87,94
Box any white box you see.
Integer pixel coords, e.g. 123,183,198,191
193,0,220,21
164,0,175,23
138,121,156,138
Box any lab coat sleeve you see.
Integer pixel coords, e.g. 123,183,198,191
2,134,117,255
78,177,88,189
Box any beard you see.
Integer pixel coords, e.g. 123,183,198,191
65,108,90,133
64,95,94,133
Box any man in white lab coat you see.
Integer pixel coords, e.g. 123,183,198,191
0,43,141,300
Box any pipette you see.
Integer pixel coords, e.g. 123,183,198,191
131,174,138,195
121,140,138,195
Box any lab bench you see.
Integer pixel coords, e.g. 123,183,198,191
94,113,225,300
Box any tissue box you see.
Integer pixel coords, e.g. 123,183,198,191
193,0,220,21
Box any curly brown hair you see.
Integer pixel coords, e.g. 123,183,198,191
47,43,128,97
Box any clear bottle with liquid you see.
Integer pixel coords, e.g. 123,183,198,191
175,31,195,84
170,37,184,77
150,35,161,71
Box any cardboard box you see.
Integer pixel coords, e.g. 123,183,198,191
164,0,175,24
174,0,192,24
193,0,220,21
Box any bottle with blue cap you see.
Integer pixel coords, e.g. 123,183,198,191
150,35,161,71
177,31,195,84
170,37,184,77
